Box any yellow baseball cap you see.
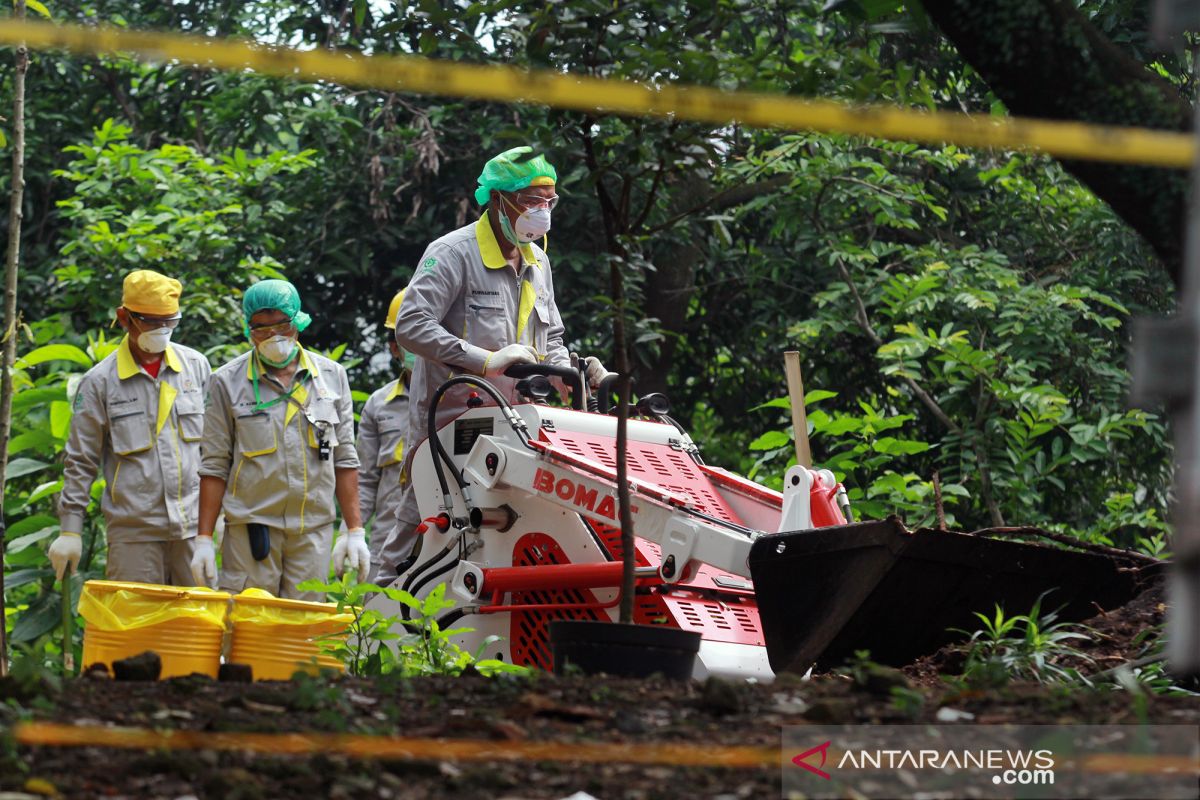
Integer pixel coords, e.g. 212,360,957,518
122,270,182,316
384,289,406,330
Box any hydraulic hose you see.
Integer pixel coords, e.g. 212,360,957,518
426,375,521,500
435,607,471,630
399,530,464,608
402,551,461,622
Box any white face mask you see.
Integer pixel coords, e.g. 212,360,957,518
257,334,298,366
514,206,552,242
136,327,173,354
500,196,553,244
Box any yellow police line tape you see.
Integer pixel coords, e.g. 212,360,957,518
15,722,1200,774
0,19,1194,169
14,721,780,767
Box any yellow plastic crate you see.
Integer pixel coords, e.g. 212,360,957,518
229,590,352,680
79,580,229,678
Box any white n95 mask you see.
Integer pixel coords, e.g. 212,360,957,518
257,335,298,367
137,327,173,354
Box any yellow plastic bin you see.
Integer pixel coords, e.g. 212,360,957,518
229,589,353,680
79,580,230,678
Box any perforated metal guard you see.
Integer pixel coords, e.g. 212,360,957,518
538,428,765,647
508,532,608,670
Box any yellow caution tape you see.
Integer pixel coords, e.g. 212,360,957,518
0,19,1193,169
15,721,780,767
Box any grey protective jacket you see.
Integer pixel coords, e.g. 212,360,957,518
393,213,570,456
59,337,211,543
199,347,358,534
356,376,408,557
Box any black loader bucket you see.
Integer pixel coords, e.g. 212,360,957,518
749,518,1151,673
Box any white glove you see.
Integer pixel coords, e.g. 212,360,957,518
332,527,370,578
484,344,537,377
584,356,608,389
191,536,217,587
48,532,82,581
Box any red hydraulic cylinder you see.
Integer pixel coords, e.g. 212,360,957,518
480,562,639,594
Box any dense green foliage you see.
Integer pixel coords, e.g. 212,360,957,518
0,0,1177,659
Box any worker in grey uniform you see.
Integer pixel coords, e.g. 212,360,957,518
388,147,606,581
357,289,414,583
190,279,367,600
49,269,212,586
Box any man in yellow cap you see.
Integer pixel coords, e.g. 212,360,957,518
50,269,213,586
390,147,608,584
356,289,414,584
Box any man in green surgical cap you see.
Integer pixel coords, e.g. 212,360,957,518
384,147,607,585
191,279,365,599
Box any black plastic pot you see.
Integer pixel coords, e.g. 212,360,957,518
548,620,701,680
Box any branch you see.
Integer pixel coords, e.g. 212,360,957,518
645,174,792,235
580,119,624,255
971,526,1162,566
834,255,1008,524
833,258,962,435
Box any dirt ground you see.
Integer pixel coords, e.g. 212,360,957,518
2,582,1197,800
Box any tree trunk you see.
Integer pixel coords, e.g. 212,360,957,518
922,0,1193,287
0,0,30,679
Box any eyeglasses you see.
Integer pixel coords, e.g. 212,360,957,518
510,190,560,211
248,321,296,339
127,310,182,330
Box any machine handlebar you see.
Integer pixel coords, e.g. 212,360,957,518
503,362,586,411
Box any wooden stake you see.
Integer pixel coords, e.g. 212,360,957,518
0,0,30,679
783,351,812,468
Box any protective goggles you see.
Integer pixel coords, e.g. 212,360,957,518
247,320,298,339
509,190,560,211
127,310,182,330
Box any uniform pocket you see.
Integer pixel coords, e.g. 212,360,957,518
467,303,509,347
177,395,205,442
377,425,405,467
110,410,152,455
235,412,277,457
179,411,205,441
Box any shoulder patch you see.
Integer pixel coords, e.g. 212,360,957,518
422,256,438,274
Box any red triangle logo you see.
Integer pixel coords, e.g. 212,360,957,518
792,740,832,780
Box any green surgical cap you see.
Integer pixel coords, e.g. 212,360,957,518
242,279,312,337
474,146,557,205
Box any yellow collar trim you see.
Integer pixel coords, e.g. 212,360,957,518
475,212,538,270
116,335,182,380
385,378,408,402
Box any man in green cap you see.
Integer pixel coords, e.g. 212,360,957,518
191,279,366,599
384,147,607,585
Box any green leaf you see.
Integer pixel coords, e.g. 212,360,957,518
804,389,838,405
49,400,72,439
16,343,92,369
749,430,791,450
10,591,61,643
24,0,51,17
26,479,64,505
5,513,59,541
5,457,51,479
12,386,67,410
873,437,932,455
8,524,57,553
2,567,54,592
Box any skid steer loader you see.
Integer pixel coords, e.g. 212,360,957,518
368,364,1149,680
